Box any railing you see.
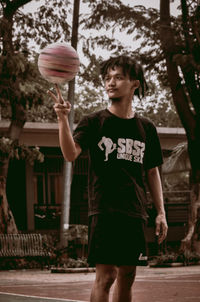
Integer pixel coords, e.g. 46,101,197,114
163,190,190,203
0,233,50,257
163,191,190,225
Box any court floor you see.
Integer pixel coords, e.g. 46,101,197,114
0,292,84,302
0,266,200,302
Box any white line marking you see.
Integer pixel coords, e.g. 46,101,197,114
0,292,85,302
136,279,200,283
0,282,90,288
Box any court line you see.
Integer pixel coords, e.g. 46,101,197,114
135,279,200,282
0,281,90,288
0,292,85,302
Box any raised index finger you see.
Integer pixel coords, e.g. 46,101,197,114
47,89,59,103
55,84,64,104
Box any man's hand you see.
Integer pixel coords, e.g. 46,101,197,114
48,84,71,121
155,213,168,244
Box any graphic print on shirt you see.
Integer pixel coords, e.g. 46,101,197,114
98,136,117,161
98,136,145,163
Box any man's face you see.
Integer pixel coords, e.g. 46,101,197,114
104,66,137,101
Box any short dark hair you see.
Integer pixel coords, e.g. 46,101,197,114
100,55,148,99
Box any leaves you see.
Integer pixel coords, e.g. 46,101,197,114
1,0,199,128
0,136,44,165
13,0,72,51
0,0,73,121
163,142,189,174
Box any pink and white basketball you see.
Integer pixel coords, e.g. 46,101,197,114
38,43,80,84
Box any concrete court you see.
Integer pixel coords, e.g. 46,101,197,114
0,265,200,302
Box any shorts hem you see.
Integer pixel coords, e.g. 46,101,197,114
87,259,149,267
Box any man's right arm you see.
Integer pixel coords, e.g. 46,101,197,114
48,85,82,162
58,116,82,162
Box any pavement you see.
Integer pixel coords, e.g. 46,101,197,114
0,265,200,302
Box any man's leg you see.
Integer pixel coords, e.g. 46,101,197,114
112,265,137,302
90,264,117,302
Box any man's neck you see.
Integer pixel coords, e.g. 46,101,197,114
108,102,135,119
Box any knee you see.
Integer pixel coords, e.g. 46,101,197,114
117,266,137,288
100,274,116,291
95,269,117,292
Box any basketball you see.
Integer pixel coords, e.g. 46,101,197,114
38,42,80,84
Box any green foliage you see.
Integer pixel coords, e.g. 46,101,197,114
82,0,200,125
134,86,182,127
43,226,88,267
0,0,181,126
2,0,198,127
151,251,200,266
83,0,199,78
0,137,13,156
0,53,47,113
163,171,190,192
83,1,166,78
58,257,88,268
78,1,179,121
0,0,73,123
13,0,72,52
74,84,108,123
62,224,88,245
0,136,44,165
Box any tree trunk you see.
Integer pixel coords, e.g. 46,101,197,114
0,159,18,234
181,183,200,253
0,103,26,234
160,0,200,253
0,2,30,234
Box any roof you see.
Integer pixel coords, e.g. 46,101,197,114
0,121,186,149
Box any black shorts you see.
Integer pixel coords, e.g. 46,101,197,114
87,212,148,266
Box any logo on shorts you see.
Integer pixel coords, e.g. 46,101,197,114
138,253,148,261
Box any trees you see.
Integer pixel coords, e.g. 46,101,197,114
0,0,113,234
81,0,181,127
160,0,200,253
0,0,72,233
0,0,38,233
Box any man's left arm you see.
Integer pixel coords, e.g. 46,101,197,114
147,167,168,244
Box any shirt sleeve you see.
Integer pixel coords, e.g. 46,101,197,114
144,122,163,170
73,115,91,151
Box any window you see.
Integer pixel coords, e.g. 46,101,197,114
33,174,45,204
48,174,63,205
33,156,63,205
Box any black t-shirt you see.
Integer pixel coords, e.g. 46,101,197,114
73,109,163,220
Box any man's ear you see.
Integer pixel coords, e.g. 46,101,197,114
132,80,140,89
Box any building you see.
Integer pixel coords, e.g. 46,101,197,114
0,121,190,251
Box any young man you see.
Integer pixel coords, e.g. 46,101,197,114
49,56,168,302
